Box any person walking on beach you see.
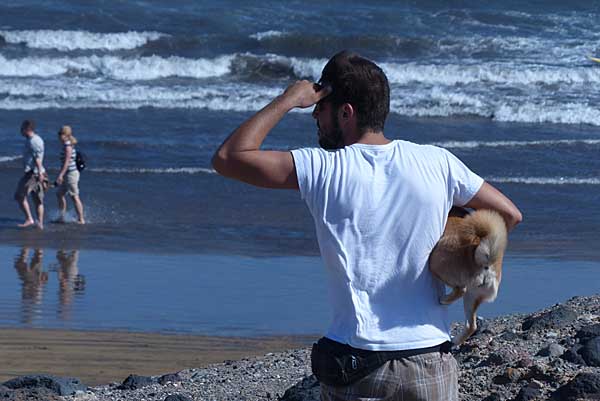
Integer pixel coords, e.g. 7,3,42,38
55,125,85,224
14,120,47,229
212,51,522,400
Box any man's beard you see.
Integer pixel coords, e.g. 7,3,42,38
318,114,344,150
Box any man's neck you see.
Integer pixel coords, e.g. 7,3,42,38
346,130,390,146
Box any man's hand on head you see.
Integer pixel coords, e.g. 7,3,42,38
281,80,332,110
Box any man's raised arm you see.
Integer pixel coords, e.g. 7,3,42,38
211,80,331,189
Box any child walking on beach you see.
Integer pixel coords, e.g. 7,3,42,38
55,125,85,224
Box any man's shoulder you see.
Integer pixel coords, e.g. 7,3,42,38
31,134,44,144
292,146,340,158
397,140,448,157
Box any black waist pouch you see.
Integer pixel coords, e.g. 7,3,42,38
311,337,452,387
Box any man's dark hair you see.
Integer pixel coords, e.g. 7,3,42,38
319,51,390,133
21,120,35,132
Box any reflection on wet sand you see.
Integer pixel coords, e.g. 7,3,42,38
13,247,85,323
55,250,85,319
14,248,48,324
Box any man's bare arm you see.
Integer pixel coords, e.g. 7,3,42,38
464,181,523,231
35,157,44,175
211,80,330,189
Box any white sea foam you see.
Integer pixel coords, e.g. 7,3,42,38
2,78,599,127
288,56,327,79
434,33,598,65
487,176,600,185
0,30,165,51
0,54,234,80
381,62,600,86
250,30,287,40
0,55,70,77
0,155,21,163
391,87,600,126
494,103,600,125
5,52,598,87
1,52,600,127
432,139,600,149
390,88,490,118
89,167,216,175
0,79,280,111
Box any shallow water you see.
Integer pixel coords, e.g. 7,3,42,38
1,110,599,260
0,245,598,336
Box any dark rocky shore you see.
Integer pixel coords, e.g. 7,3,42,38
2,295,599,401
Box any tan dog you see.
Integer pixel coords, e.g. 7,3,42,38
429,207,508,345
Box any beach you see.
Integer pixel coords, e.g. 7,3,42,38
0,328,313,386
1,295,598,400
1,1,600,399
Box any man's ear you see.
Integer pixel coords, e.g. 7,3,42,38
338,103,355,125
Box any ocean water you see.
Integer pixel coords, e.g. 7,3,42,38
0,244,598,335
0,1,599,335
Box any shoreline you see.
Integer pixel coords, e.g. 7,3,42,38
1,295,598,400
0,327,316,386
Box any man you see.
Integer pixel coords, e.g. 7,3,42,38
212,51,522,400
14,120,47,229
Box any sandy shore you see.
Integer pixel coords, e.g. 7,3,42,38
1,295,599,400
0,328,315,386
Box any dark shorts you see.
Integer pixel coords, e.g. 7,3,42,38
14,172,45,204
320,351,459,401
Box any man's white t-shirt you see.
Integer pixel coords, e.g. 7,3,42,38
291,140,484,351
23,133,45,174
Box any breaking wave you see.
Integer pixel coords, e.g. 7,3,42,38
1,50,600,126
89,167,216,175
0,81,280,111
3,52,600,86
433,139,600,149
0,155,21,163
250,30,287,41
392,90,600,126
487,176,600,185
0,30,165,51
245,30,598,64
0,54,233,80
382,62,600,86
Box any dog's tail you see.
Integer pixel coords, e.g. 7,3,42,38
468,210,508,268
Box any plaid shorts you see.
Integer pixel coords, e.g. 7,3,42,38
320,350,458,401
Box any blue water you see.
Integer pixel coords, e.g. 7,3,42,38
0,244,598,335
0,1,599,335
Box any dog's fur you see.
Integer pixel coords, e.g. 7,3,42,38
429,207,508,345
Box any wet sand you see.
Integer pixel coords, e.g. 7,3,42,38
0,328,315,386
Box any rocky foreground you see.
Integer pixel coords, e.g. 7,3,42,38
1,295,599,401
